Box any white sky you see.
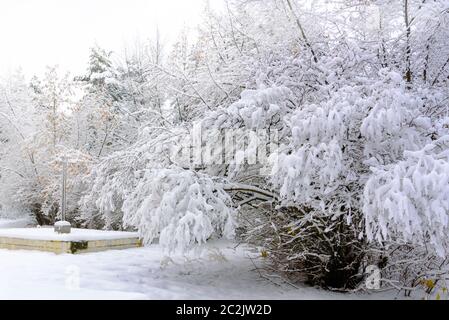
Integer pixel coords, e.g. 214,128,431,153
0,0,220,79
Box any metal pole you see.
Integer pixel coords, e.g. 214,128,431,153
55,156,71,234
61,157,67,222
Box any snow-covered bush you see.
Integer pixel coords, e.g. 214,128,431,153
364,136,449,257
80,137,237,251
122,168,235,252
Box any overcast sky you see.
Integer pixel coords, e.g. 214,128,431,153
0,0,221,79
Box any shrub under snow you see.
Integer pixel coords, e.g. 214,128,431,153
122,168,235,252
364,136,449,257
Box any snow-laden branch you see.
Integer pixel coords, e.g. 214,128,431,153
223,183,278,202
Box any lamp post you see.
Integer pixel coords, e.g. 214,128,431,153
61,156,67,221
55,156,71,234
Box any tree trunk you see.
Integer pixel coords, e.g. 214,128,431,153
404,0,412,85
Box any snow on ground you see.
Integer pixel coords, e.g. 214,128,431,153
0,219,400,300
0,217,34,228
0,238,399,300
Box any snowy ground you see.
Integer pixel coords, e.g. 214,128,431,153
0,217,34,228
0,220,399,300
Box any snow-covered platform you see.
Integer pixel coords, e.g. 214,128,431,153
0,228,142,254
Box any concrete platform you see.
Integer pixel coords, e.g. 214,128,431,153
0,228,142,254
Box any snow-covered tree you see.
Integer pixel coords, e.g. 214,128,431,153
0,71,40,218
